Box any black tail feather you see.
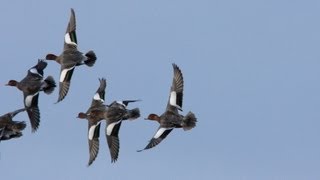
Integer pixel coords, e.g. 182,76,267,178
43,76,56,94
182,111,197,131
84,50,97,67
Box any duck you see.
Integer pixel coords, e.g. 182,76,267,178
77,78,140,164
103,100,140,163
137,63,197,152
45,8,97,103
77,78,107,166
6,60,56,132
0,108,26,141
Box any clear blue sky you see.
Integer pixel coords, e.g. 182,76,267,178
1,0,320,179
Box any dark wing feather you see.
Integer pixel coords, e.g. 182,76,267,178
64,8,77,50
23,93,40,132
137,127,173,152
88,122,100,166
57,66,75,103
90,78,107,107
26,106,40,133
166,63,184,112
106,121,122,163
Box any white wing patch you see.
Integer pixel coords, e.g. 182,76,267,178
88,122,101,140
106,120,121,136
93,93,104,102
116,101,126,108
29,68,42,77
25,92,39,107
154,127,173,139
64,33,77,46
170,91,182,110
60,66,75,82
170,91,177,106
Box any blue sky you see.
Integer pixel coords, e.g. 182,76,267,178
1,0,320,179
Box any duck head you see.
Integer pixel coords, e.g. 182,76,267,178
5,80,18,87
45,54,58,61
145,114,161,122
77,112,88,119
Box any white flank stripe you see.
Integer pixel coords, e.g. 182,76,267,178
88,122,101,140
64,33,77,46
154,128,172,139
60,66,75,82
106,120,121,136
25,92,39,107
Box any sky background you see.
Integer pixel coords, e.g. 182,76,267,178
1,0,320,179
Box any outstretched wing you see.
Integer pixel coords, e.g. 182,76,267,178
105,120,122,163
166,63,184,113
64,8,77,50
137,127,173,152
87,121,101,166
24,92,40,132
57,65,75,103
90,78,107,108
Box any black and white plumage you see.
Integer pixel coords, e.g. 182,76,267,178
0,108,26,141
77,78,106,166
138,63,197,152
6,60,56,132
45,8,97,103
104,100,140,163
78,78,140,165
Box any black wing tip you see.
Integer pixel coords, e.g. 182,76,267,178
111,158,118,163
27,107,40,133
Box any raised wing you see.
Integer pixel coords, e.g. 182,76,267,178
166,63,184,113
64,8,77,50
90,78,107,108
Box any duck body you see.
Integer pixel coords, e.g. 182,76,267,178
0,108,26,141
138,63,197,152
46,8,96,103
6,60,56,132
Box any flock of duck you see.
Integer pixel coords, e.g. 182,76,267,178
0,8,197,166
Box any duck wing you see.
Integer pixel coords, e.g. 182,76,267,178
64,8,77,50
28,59,48,78
137,127,173,152
90,78,107,108
105,119,122,163
166,63,184,113
57,64,75,103
87,121,101,166
23,92,40,132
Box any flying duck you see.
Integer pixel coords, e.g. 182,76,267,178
103,100,140,163
77,78,107,166
138,63,197,152
0,108,26,141
78,79,140,164
45,8,97,103
6,60,56,132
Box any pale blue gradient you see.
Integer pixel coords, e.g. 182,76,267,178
1,0,320,179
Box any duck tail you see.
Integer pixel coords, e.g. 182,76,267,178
13,121,27,131
43,76,56,95
84,50,97,67
126,108,140,120
182,111,197,131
